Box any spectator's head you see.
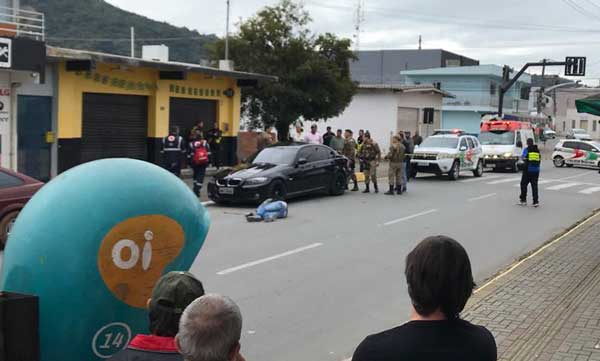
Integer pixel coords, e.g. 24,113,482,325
327,126,332,132
311,124,318,134
344,129,353,139
405,236,475,320
295,124,303,132
197,120,204,128
398,132,405,140
148,272,205,337
405,131,412,138
336,129,343,137
176,294,243,361
359,129,364,136
170,126,180,136
392,135,401,145
527,138,534,147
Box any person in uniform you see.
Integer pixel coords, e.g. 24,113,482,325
357,129,365,172
401,131,415,190
519,138,541,207
188,136,211,197
358,132,381,194
385,135,406,195
206,125,223,169
190,120,205,141
161,127,186,177
342,129,359,191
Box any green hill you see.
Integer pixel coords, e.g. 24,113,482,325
22,0,218,64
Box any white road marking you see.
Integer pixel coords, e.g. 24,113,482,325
461,175,503,183
557,172,597,181
513,180,555,187
546,182,580,191
216,243,324,275
201,201,215,207
468,193,497,202
486,177,522,185
383,209,438,227
579,186,600,195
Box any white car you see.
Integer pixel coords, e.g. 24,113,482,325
411,134,484,180
553,139,600,169
543,129,557,139
567,128,593,141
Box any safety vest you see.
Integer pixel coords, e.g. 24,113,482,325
527,150,541,165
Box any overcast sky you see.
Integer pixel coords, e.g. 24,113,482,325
106,0,600,85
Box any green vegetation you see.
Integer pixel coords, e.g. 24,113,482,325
22,0,217,63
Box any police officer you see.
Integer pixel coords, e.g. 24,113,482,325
519,138,541,207
401,131,415,190
385,135,406,195
161,127,186,177
188,136,211,197
357,129,365,172
358,132,381,193
342,129,359,191
206,125,223,169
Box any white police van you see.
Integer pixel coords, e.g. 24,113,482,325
411,133,484,180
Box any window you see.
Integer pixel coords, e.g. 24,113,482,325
459,138,468,150
313,146,333,161
572,119,576,128
578,143,594,152
520,86,531,100
433,82,441,90
594,120,597,132
563,141,579,149
490,81,497,95
563,121,566,132
467,137,475,149
0,171,24,189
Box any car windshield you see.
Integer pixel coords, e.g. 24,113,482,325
479,131,515,145
252,148,297,165
573,129,586,134
420,137,459,149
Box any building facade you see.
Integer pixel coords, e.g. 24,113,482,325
311,84,451,151
350,49,479,85
9,46,274,181
402,65,533,133
550,88,600,139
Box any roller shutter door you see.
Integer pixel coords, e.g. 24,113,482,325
169,98,217,140
82,93,148,163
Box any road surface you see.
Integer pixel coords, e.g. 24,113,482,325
191,161,600,361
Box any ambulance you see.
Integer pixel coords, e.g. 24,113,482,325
479,119,535,172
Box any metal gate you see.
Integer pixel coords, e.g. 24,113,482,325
18,95,52,181
81,93,148,163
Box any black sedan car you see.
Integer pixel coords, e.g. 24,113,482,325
208,144,349,204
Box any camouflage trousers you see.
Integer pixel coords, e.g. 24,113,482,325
364,161,378,184
388,162,404,187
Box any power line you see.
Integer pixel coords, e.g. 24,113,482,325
561,0,600,22
47,36,208,42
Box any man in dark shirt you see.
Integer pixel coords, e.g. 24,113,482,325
323,126,335,147
352,236,497,361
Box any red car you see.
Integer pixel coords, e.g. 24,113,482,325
0,168,44,249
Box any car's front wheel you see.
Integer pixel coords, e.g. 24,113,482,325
0,211,19,250
329,171,347,196
473,160,484,177
448,161,460,180
553,156,565,168
269,180,287,201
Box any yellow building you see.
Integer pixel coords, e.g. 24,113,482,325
45,47,274,174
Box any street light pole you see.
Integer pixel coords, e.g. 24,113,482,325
225,0,230,61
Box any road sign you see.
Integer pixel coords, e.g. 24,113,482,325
0,38,12,69
565,57,586,76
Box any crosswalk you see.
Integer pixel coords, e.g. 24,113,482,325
461,175,600,195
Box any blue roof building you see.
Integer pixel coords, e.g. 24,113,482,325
402,65,533,133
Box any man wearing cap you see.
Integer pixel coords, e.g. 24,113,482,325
109,271,205,361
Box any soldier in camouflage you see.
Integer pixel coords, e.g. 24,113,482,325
384,135,406,195
358,132,381,193
342,129,359,191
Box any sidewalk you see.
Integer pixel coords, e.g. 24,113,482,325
462,211,600,361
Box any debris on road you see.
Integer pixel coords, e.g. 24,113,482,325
246,198,288,223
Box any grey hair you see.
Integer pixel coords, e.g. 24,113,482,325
177,294,243,361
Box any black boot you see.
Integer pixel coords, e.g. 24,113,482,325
362,183,370,193
351,180,359,191
374,182,379,194
396,185,403,195
385,185,395,195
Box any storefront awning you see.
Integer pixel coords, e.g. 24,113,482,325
576,93,600,116
46,46,277,82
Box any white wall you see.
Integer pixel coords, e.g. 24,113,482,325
561,108,600,139
311,89,443,150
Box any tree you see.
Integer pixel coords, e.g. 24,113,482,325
210,0,357,140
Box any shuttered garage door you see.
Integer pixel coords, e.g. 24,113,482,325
82,93,148,163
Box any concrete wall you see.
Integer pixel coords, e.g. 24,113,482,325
313,89,443,150
560,108,600,140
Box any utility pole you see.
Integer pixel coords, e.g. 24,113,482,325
225,0,230,61
418,35,422,50
130,27,135,58
353,0,365,52
537,59,547,115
